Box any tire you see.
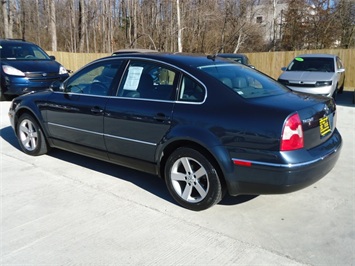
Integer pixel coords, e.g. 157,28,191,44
0,87,8,101
338,77,345,94
332,87,338,100
165,147,223,211
16,114,48,156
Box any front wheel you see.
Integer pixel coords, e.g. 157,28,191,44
165,147,223,211
0,87,9,101
17,114,48,156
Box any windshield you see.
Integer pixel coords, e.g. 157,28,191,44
287,57,335,72
198,63,288,99
0,42,51,60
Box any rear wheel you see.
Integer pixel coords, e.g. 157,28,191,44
17,114,48,156
165,147,223,211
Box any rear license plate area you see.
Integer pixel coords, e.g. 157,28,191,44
319,116,331,137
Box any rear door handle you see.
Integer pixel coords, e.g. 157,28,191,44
91,106,104,114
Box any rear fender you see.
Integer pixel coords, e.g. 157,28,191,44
156,125,235,187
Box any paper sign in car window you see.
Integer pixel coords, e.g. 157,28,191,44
295,57,304,62
123,66,143,91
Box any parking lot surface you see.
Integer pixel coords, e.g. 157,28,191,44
1,93,354,265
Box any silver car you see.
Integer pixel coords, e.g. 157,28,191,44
278,54,345,98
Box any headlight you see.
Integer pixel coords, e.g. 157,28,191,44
315,81,332,87
59,65,68,75
2,65,25,76
278,79,289,86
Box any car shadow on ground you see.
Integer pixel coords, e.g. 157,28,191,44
336,91,355,107
1,125,256,209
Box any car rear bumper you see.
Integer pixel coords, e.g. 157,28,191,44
227,130,342,195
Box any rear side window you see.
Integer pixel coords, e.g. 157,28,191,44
178,75,205,102
198,63,287,99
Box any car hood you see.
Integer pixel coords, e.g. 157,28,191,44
2,59,61,73
279,71,335,81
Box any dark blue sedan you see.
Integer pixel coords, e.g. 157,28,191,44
0,39,69,101
8,53,342,211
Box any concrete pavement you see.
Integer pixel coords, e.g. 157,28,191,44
1,93,354,265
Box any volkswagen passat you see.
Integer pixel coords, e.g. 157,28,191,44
8,53,342,211
278,54,345,99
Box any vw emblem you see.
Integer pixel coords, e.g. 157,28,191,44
42,73,47,77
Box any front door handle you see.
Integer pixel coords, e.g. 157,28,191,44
154,113,169,122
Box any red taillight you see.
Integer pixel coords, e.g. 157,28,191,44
280,113,304,151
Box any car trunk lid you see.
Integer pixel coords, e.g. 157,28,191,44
249,91,337,151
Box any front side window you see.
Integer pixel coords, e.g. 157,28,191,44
65,61,122,96
118,60,177,100
336,57,343,70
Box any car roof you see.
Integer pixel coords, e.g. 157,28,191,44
0,38,29,43
112,48,158,54
108,52,231,68
217,53,247,57
295,54,337,59
0,39,38,47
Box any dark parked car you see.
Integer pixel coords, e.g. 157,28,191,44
0,39,69,101
8,53,342,211
217,53,255,68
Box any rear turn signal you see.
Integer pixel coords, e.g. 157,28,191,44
280,113,304,151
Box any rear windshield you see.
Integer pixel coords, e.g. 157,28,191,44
198,63,288,99
0,42,50,60
287,57,335,72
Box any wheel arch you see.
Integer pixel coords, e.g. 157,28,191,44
13,106,49,142
158,139,230,192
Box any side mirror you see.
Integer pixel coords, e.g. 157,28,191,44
337,68,345,73
281,67,287,71
49,55,56,60
50,81,63,91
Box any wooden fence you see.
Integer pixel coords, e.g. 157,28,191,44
48,48,355,91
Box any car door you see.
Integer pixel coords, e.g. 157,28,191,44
46,59,123,158
104,59,178,164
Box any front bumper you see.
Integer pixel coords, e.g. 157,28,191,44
287,85,334,97
227,129,342,195
2,74,69,96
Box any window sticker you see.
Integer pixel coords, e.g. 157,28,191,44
123,66,143,91
295,57,304,62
